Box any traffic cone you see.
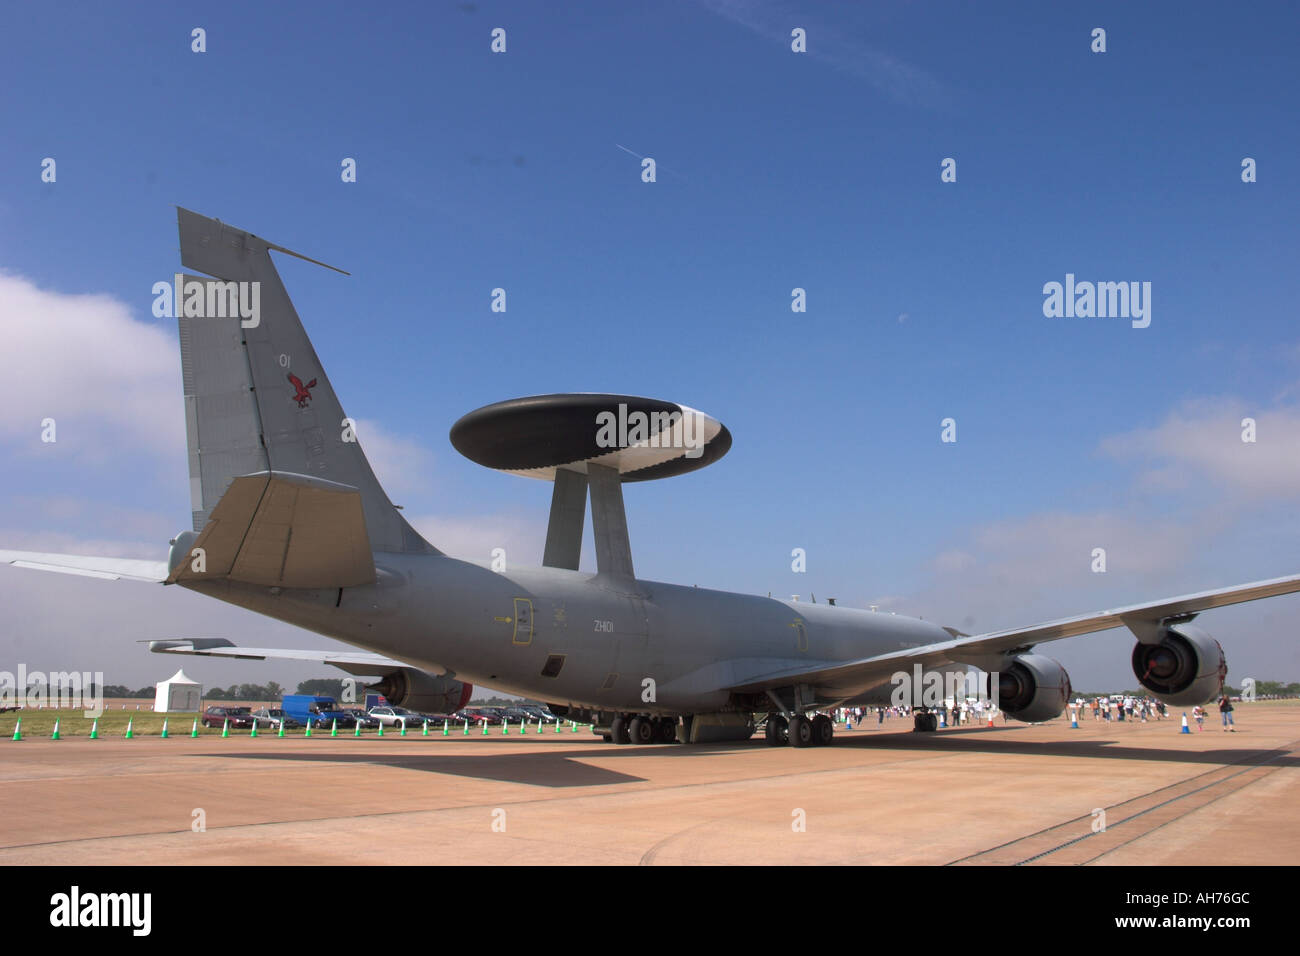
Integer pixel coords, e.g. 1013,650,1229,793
51,719,60,740
305,719,313,738
277,720,285,738
1181,713,1191,734
160,719,168,739
442,719,449,736
399,720,407,737
571,720,578,733
89,719,99,740
422,720,429,737
331,719,338,737
125,717,134,739
249,720,257,738
481,719,488,736
190,719,198,738
987,713,994,728
462,718,469,735
354,720,362,737
221,718,229,738
11,719,20,741
1070,711,1079,729
554,719,560,734
377,721,384,737
939,711,947,728
502,718,509,736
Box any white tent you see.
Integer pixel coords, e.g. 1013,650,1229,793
154,668,202,713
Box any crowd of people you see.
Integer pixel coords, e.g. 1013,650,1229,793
838,699,1003,728
835,693,1242,731
1081,696,1167,722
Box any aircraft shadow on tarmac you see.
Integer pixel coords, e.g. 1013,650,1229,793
196,725,1296,788
202,747,712,787
203,737,778,787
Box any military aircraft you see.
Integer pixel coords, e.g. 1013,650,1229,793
5,208,1300,747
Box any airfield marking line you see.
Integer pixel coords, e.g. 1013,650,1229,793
1067,758,1290,866
945,738,1299,866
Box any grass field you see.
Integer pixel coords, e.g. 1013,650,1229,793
0,708,572,739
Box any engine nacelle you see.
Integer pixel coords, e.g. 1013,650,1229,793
367,668,472,714
997,654,1071,723
1131,623,1225,706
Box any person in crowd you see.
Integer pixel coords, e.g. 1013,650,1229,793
1219,694,1235,732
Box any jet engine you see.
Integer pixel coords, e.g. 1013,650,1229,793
367,668,472,713
1131,622,1225,706
997,654,1071,722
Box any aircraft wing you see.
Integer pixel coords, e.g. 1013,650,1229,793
0,549,169,583
148,639,406,677
725,572,1300,696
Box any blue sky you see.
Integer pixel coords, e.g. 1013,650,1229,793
2,0,1298,690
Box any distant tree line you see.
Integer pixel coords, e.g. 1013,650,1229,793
205,682,284,700
1076,681,1300,699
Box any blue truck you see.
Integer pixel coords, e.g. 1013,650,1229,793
280,695,357,729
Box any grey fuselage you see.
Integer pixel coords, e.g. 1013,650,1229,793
181,553,952,714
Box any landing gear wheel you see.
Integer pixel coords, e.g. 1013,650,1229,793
611,716,631,744
764,714,788,746
788,715,813,748
913,712,938,732
656,719,677,744
629,716,655,744
812,713,834,746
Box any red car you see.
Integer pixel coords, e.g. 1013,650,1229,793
202,706,255,729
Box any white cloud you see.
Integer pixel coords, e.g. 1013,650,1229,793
350,417,438,499
407,512,544,566
1101,396,1300,499
0,273,181,461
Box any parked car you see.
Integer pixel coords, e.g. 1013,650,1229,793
250,707,300,730
202,705,255,729
344,708,380,729
368,705,430,728
518,706,560,724
459,708,501,725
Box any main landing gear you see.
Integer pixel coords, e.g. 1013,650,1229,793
765,712,835,747
607,714,678,745
913,709,939,732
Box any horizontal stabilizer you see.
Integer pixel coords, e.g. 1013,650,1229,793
149,638,405,676
0,550,168,583
167,471,376,589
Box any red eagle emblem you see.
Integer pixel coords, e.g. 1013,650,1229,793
287,373,318,408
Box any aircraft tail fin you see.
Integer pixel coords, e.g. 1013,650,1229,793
175,207,436,556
